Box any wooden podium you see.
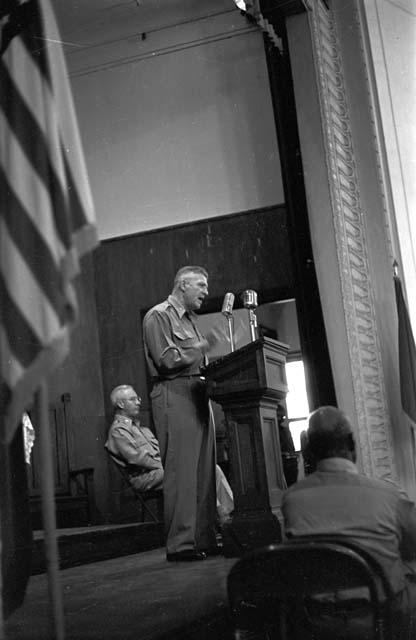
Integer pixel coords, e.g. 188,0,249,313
204,337,289,556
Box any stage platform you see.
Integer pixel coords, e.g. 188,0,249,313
6,547,237,640
31,521,165,574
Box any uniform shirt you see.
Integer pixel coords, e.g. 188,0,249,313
105,414,162,472
143,294,207,380
282,457,416,594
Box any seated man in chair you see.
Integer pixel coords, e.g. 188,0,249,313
105,385,163,492
282,405,416,638
105,385,234,525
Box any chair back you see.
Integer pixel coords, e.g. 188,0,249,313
227,540,394,640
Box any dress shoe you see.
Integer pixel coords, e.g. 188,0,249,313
166,549,206,562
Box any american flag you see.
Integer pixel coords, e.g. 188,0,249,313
0,0,98,444
394,273,416,424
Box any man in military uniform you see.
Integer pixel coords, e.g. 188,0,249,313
142,266,218,561
105,385,163,492
105,383,233,536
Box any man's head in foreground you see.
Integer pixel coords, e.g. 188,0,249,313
307,405,356,464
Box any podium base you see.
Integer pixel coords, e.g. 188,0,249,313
221,511,282,558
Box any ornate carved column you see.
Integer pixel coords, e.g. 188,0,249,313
301,0,396,480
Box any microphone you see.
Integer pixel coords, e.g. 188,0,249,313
221,292,235,317
242,289,258,309
242,290,258,342
221,292,235,352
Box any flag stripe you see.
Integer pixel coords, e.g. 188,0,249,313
1,32,64,201
395,276,416,423
0,325,25,389
42,3,95,238
21,0,51,84
1,34,55,157
0,169,67,321
0,61,71,249
0,0,98,443
0,220,64,347
0,381,12,418
0,275,43,370
64,154,92,233
0,107,64,266
0,0,51,85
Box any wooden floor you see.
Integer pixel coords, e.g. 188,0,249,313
6,547,237,640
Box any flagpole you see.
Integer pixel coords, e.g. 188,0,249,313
36,381,65,640
0,541,4,640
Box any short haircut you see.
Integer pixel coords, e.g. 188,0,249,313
173,266,208,287
110,385,133,407
307,406,354,460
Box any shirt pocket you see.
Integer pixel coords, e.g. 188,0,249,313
172,326,195,346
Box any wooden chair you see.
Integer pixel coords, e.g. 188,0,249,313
106,451,163,523
227,539,396,640
28,394,97,529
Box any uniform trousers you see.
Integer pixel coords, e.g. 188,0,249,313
150,377,217,554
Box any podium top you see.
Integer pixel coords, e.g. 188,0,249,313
202,337,289,400
203,337,290,373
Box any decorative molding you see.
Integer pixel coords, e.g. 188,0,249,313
242,1,283,52
306,0,396,480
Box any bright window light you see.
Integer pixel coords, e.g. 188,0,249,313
285,360,310,451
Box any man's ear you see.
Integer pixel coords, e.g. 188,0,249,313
347,433,357,461
116,399,125,411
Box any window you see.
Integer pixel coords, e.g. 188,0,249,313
285,360,309,451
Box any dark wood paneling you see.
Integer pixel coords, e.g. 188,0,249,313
42,252,109,523
93,206,294,417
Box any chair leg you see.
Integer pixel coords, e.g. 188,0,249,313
143,501,158,523
156,495,163,521
137,496,159,523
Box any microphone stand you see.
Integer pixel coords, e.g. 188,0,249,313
248,308,258,342
226,314,235,352
222,292,235,353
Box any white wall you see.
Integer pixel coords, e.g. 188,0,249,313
62,5,284,239
363,0,416,333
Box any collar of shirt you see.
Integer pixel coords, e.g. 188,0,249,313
114,414,143,429
316,457,358,474
168,294,197,320
114,413,132,426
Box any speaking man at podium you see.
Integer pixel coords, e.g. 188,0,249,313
142,265,219,562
